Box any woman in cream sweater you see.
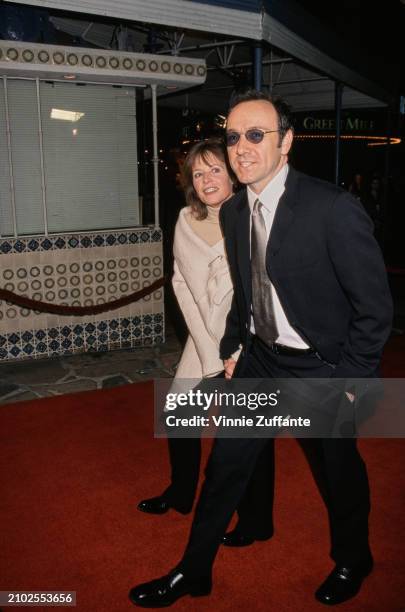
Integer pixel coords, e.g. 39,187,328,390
138,139,274,546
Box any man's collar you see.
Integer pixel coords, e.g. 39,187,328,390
247,164,289,212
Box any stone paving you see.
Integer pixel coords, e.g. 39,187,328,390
0,325,182,406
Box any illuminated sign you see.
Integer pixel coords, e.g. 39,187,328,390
302,117,375,131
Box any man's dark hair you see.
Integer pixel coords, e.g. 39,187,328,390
228,89,294,146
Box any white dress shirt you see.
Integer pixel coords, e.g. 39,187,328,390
247,164,310,349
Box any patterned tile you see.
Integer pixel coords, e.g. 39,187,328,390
49,326,60,339
28,239,40,251
36,342,48,354
54,237,66,249
49,339,60,352
0,242,12,254
8,332,20,345
21,331,34,343
110,330,120,342
106,234,117,246
80,236,92,248
14,240,26,253
97,332,108,344
133,327,142,338
143,325,152,337
0,228,161,255
0,228,164,361
9,345,22,358
94,235,105,247
41,238,53,251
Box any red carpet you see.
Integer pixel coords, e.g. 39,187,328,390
1,338,404,611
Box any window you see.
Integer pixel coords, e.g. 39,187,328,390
0,79,139,236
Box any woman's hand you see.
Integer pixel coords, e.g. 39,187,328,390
223,358,237,379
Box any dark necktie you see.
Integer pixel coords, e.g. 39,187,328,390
251,198,278,345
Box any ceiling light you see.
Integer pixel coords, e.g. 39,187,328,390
51,108,85,122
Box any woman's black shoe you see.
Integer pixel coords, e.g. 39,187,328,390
137,495,170,515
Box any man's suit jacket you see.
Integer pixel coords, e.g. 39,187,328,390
219,167,393,379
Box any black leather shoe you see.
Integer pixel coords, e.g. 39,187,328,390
315,558,373,605
222,528,273,547
129,570,212,607
137,495,170,515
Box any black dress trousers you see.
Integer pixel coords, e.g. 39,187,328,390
162,371,275,531
178,337,371,577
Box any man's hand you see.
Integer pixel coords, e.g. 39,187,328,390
345,391,355,403
224,358,237,379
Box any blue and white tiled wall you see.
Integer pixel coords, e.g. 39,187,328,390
0,228,164,361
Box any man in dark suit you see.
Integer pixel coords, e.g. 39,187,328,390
129,90,393,607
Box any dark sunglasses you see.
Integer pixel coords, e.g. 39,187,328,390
225,128,280,146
